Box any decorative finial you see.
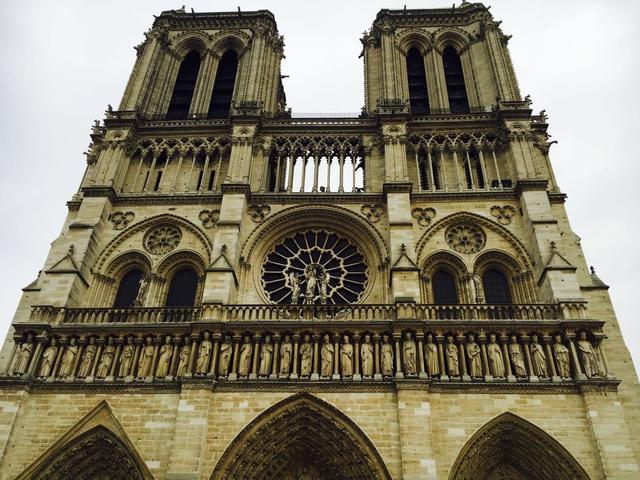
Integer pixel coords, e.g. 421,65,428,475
549,241,556,252
590,266,595,275
400,243,407,255
68,245,75,256
221,244,228,254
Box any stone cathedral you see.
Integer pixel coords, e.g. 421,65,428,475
0,3,638,479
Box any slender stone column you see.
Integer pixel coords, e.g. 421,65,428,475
312,151,320,192
89,338,104,381
2,337,19,375
479,334,493,382
521,335,538,383
338,153,345,192
416,333,427,379
270,334,280,380
464,147,475,190
478,149,489,190
209,335,220,378
250,334,261,380
52,337,66,379
286,157,295,192
168,337,181,381
199,153,210,192
214,150,223,191
394,333,404,379
566,332,587,380
311,334,320,381
27,335,46,377
543,335,560,382
373,334,382,381
332,337,340,380
353,334,361,381
326,155,332,192
452,149,462,190
490,146,502,189
457,333,470,382
438,147,448,191
436,334,448,381
299,157,307,192
500,333,515,382
290,334,299,380
108,338,122,381
186,334,198,379
143,153,158,192
229,335,241,381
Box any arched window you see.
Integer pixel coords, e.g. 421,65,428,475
406,47,430,115
208,50,238,118
166,51,201,120
113,269,143,308
463,151,485,189
482,268,512,304
442,46,469,113
432,269,458,304
166,267,198,307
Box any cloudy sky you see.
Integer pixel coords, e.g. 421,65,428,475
0,0,638,374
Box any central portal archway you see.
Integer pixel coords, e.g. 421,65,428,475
211,394,391,480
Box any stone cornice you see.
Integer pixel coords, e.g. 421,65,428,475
154,9,278,33
514,179,549,195
383,182,413,194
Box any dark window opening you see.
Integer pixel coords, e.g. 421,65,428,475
406,47,430,115
418,158,429,190
443,46,469,114
196,170,204,190
432,270,459,304
207,170,216,190
113,269,143,308
463,152,485,189
166,267,198,307
267,152,279,192
166,51,201,120
153,170,163,191
208,50,238,118
482,268,512,304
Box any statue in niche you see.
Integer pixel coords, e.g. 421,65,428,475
318,269,330,303
299,334,313,377
259,335,274,376
118,336,135,377
466,334,482,377
446,335,460,376
380,334,394,376
577,331,600,377
77,337,97,378
238,335,253,376
38,338,58,378
425,334,439,377
134,275,149,307
137,336,155,379
196,332,212,375
304,265,318,304
530,334,548,377
156,336,173,378
553,334,571,378
58,337,79,378
176,337,192,377
13,334,34,375
340,335,353,377
320,334,334,377
508,335,527,377
218,335,232,376
403,332,417,376
361,334,374,377
288,271,302,304
487,334,505,377
96,337,116,378
279,334,292,376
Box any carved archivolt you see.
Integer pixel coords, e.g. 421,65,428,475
395,28,433,55
432,26,475,53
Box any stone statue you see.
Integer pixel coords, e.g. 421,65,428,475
134,275,149,306
425,334,439,377
487,334,505,378
340,335,353,377
59,337,79,378
118,336,135,377
318,269,330,303
508,335,527,377
288,271,302,304
196,332,212,375
299,334,313,377
553,335,571,378
466,334,482,377
38,338,58,378
176,337,192,377
156,336,173,378
361,334,374,377
304,265,317,302
403,332,417,375
446,336,460,376
320,334,334,377
14,334,34,375
279,334,292,376
530,334,548,377
238,336,253,376
96,337,116,379
77,337,97,378
218,335,232,376
137,336,155,379
259,335,274,376
381,334,394,376
577,331,599,377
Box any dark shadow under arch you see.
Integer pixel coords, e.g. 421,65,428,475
211,393,392,480
449,412,591,480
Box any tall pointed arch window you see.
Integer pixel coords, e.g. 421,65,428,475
406,47,430,115
442,46,469,113
113,269,143,308
208,50,238,118
432,269,458,304
482,268,512,304
166,51,201,120
166,267,198,307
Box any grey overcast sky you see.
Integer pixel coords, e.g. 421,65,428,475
0,1,638,375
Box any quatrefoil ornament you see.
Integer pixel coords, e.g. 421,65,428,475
490,205,517,225
360,204,385,223
198,209,220,229
411,207,436,227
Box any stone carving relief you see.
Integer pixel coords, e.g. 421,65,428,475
109,211,135,230
445,222,486,254
143,224,181,255
490,205,516,225
577,331,600,378
198,209,220,229
247,204,271,223
360,204,384,223
411,207,436,227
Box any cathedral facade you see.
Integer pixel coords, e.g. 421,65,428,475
0,3,638,479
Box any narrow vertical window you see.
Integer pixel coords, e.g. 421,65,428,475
207,170,216,191
482,268,512,304
166,267,198,307
432,270,458,304
113,269,143,308
406,47,430,115
208,50,238,118
166,51,201,120
442,46,469,113
153,170,163,191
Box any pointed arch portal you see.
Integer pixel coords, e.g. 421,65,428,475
211,394,391,480
449,412,591,480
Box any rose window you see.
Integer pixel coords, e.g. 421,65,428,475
261,230,368,305
445,223,486,254
143,224,182,255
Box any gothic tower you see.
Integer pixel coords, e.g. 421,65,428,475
0,4,638,480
